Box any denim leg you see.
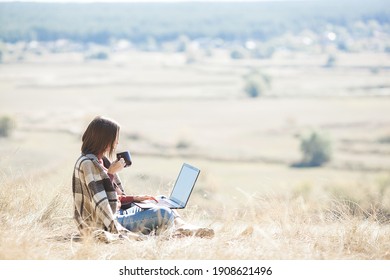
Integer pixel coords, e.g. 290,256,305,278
117,205,174,234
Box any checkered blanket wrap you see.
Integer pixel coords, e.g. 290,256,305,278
72,154,124,235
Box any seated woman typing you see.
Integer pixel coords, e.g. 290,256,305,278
72,116,214,241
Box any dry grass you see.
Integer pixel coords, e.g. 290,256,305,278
0,166,389,260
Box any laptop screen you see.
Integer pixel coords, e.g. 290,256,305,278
170,163,200,207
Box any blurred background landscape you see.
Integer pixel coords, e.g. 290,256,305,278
0,0,390,259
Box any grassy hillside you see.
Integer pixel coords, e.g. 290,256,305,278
1,49,390,259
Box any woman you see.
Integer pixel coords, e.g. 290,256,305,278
72,116,214,240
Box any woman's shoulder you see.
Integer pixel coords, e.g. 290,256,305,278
75,154,98,168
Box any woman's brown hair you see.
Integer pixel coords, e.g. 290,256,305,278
81,116,120,158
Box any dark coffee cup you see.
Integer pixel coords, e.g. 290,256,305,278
116,151,132,167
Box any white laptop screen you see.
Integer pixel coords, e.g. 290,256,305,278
170,163,200,207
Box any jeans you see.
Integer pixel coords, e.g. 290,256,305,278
116,205,175,234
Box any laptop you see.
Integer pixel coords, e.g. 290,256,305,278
134,163,200,209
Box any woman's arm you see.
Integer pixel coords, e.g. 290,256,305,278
119,195,158,203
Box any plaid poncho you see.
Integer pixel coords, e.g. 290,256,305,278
72,153,125,235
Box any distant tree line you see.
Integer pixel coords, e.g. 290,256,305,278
0,0,389,46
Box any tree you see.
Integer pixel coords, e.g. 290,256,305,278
0,116,14,137
244,70,271,98
325,54,337,68
299,130,332,167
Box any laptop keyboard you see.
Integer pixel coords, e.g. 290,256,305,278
158,199,174,207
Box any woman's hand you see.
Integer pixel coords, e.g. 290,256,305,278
134,195,158,203
107,158,126,175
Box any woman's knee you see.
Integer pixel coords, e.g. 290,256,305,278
154,206,174,226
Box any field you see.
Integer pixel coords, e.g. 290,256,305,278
0,48,390,259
